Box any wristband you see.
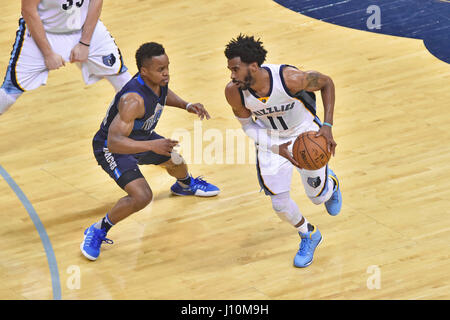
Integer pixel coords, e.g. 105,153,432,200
323,122,333,128
186,103,193,111
79,41,90,47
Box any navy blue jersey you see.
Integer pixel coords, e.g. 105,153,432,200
95,73,168,142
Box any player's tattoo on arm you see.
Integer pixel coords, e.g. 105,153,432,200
305,71,321,90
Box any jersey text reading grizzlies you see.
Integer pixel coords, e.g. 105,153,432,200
240,64,320,137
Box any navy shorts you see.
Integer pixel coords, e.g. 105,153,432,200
93,131,171,189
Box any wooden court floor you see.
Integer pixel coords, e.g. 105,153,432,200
0,0,449,300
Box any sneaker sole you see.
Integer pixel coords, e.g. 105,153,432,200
170,190,194,196
293,235,323,268
171,190,220,197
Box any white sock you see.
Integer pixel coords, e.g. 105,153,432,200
296,217,310,234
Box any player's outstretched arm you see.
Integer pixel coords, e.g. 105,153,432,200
21,0,65,70
283,67,337,156
107,93,178,156
166,88,210,120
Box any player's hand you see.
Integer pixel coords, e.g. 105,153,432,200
272,141,301,168
186,103,211,120
150,138,179,156
315,126,337,156
70,43,89,63
44,52,65,70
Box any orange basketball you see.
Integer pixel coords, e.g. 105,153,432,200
292,131,331,170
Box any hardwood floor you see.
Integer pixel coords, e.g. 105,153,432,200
0,0,449,300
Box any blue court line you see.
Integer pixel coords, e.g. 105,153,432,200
0,165,61,300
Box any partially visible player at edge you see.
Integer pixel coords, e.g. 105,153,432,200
81,42,220,261
224,34,342,268
0,0,132,115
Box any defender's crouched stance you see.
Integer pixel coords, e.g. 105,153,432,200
81,43,219,261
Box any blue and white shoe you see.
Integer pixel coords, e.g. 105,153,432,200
80,224,113,261
324,169,342,216
170,176,220,197
294,226,323,268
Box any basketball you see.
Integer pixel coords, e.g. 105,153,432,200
292,131,331,170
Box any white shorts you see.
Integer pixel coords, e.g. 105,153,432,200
2,18,127,94
256,120,330,198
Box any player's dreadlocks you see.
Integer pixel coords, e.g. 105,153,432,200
224,34,267,66
135,42,165,71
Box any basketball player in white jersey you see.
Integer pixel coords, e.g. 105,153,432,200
224,34,342,268
0,0,132,115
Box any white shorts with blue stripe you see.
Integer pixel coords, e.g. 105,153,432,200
2,18,127,94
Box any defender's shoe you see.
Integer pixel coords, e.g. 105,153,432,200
170,176,220,197
325,169,342,216
80,224,113,261
294,226,323,268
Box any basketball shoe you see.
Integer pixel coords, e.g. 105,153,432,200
324,169,342,216
294,225,323,268
170,176,220,197
80,224,114,261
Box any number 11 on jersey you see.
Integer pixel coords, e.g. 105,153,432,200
267,115,288,130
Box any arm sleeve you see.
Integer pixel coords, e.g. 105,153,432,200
236,116,274,151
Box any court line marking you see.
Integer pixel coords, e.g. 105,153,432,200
0,165,61,300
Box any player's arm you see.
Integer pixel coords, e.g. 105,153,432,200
166,88,211,120
21,0,65,70
107,93,178,156
81,0,102,45
224,82,300,166
283,67,337,155
70,0,103,62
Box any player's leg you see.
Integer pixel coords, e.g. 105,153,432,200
257,146,322,267
104,71,132,92
0,88,20,115
270,192,322,268
298,119,343,215
0,18,48,115
271,191,310,232
297,165,342,216
81,139,152,261
107,177,153,225
81,176,152,261
79,20,131,92
137,132,220,197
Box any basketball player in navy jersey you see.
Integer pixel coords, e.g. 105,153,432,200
224,35,342,268
0,0,132,116
81,42,220,261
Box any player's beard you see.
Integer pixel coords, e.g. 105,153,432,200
234,70,254,90
241,70,253,90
